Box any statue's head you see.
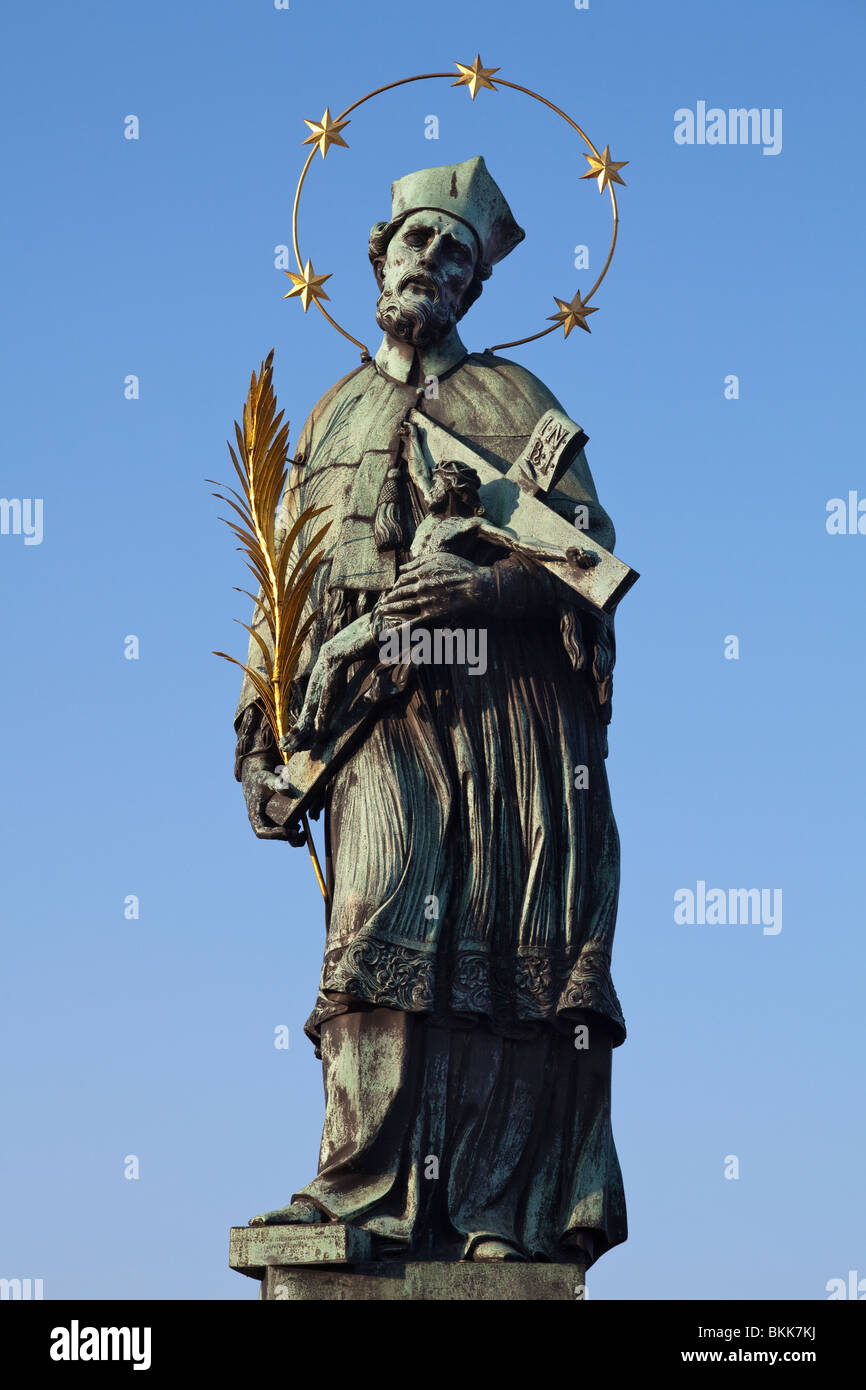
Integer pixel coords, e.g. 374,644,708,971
428,459,484,517
369,156,524,349
371,210,484,347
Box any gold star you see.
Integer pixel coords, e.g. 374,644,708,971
301,107,350,159
452,55,499,100
548,291,598,338
580,145,628,194
283,260,331,312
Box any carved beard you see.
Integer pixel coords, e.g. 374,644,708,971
375,282,457,348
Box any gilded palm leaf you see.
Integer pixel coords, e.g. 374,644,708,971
210,349,331,900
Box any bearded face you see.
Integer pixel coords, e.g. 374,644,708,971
375,211,478,348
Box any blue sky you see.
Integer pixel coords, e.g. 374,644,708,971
1,0,864,1300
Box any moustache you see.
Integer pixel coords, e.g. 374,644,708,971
396,271,441,302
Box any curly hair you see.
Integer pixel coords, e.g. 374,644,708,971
431,458,484,515
368,214,492,317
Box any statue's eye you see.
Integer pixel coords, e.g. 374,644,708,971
443,237,472,266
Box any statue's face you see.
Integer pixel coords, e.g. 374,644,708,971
376,210,478,348
428,470,450,512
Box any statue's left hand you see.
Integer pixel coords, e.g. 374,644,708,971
384,554,494,622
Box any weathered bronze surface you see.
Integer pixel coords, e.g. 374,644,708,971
231,156,635,1287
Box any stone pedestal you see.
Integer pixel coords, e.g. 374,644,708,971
229,1226,586,1301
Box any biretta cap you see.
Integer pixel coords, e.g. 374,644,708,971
389,155,524,267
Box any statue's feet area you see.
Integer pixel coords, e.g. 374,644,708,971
249,1197,325,1227
468,1237,527,1262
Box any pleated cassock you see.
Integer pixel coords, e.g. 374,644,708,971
235,339,628,1262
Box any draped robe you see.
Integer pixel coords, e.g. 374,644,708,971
234,339,628,1262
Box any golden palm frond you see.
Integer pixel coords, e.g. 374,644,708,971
210,348,331,902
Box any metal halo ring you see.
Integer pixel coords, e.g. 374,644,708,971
286,60,625,360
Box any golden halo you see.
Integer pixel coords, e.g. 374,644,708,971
284,56,627,361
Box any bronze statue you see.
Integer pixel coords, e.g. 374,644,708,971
233,156,630,1268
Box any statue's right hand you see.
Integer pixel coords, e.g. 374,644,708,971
240,752,288,840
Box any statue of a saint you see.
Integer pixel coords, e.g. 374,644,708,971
233,156,627,1266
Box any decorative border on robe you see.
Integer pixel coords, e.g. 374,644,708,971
305,936,626,1050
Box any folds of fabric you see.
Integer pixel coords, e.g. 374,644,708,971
294,1007,626,1265
306,606,625,1049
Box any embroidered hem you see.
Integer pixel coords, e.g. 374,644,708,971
303,936,626,1050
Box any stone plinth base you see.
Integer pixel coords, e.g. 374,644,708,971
229,1226,585,1301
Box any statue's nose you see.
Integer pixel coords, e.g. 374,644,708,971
418,234,445,269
